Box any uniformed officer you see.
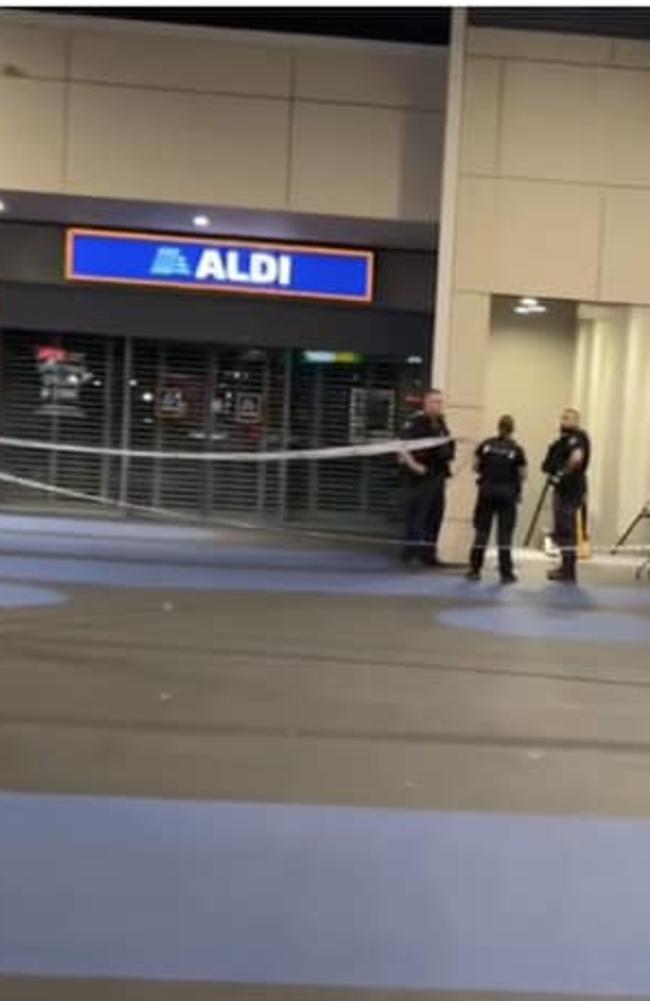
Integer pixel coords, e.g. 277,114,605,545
399,389,455,567
542,407,591,583
466,415,527,583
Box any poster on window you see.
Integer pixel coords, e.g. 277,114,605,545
348,388,396,443
35,345,94,418
157,387,188,420
235,391,263,425
156,376,205,421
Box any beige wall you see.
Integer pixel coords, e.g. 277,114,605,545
455,27,650,306
484,299,577,542
573,304,650,547
476,297,650,553
572,306,626,546
0,16,446,221
440,23,650,556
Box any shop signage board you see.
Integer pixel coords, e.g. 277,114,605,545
66,229,374,304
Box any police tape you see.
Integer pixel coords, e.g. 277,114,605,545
0,467,427,545
0,469,199,524
0,467,649,558
0,434,465,463
0,468,466,545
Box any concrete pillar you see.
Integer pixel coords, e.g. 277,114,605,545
432,7,467,392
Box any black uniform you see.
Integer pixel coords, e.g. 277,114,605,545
400,412,455,564
469,435,527,579
542,428,591,581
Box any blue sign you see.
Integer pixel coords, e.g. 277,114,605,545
65,229,374,304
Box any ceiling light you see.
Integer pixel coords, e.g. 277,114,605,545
0,199,6,213
193,214,210,228
514,296,547,316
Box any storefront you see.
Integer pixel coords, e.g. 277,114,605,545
0,222,434,530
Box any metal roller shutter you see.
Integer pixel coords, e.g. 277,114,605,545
0,329,425,531
0,330,123,511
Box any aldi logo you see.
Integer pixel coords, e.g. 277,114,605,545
66,229,374,304
150,247,192,278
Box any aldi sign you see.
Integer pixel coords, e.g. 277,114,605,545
65,228,374,304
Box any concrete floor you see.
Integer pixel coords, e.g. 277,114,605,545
1,515,650,1000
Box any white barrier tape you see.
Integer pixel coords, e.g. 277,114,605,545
0,468,423,544
1,467,650,559
0,434,466,464
0,446,477,547
0,468,438,545
0,469,409,541
0,470,197,524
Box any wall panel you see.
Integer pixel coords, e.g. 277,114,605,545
67,84,290,208
0,78,65,191
459,57,501,175
0,22,65,78
467,26,612,64
294,45,447,109
291,101,442,220
455,178,601,301
70,30,292,96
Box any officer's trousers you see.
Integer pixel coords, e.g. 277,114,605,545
469,490,517,578
553,492,581,581
402,474,446,563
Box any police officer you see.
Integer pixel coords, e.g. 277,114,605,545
542,407,591,583
467,415,527,583
399,389,455,567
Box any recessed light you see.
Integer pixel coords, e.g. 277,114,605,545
0,199,6,213
193,214,210,228
520,297,538,307
514,302,547,316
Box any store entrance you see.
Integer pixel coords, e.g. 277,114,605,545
0,330,426,531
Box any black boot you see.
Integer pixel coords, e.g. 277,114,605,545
420,547,442,568
499,557,517,584
547,567,576,583
467,547,482,581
